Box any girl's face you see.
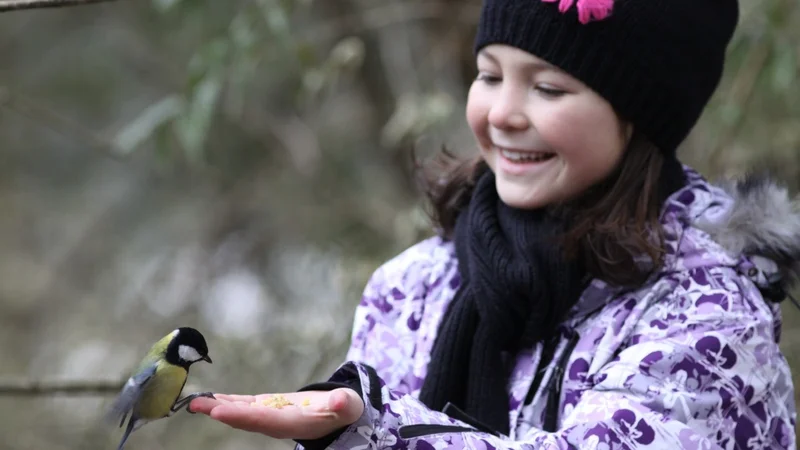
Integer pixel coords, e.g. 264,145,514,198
466,44,632,209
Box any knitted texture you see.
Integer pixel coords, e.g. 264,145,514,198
474,0,739,154
418,169,587,435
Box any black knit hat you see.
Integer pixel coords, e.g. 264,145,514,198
474,0,739,154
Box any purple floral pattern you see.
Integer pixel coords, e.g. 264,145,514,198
312,167,796,450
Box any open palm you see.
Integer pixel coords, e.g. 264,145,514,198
189,388,363,440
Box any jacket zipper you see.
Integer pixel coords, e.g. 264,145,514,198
398,424,477,439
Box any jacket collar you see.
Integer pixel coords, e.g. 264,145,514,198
567,166,800,323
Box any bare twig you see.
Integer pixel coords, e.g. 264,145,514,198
0,0,116,12
0,378,124,396
0,87,123,159
301,2,481,43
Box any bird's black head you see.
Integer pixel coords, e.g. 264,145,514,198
166,327,212,369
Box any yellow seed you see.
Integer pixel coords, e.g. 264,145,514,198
302,398,311,406
261,394,294,409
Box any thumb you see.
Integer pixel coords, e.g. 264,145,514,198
326,388,364,424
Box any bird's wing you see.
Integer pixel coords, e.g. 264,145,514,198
105,365,157,427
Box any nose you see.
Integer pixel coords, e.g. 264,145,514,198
487,85,529,130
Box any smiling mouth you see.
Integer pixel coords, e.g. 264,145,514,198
497,147,555,163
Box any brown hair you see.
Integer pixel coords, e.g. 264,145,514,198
414,131,670,287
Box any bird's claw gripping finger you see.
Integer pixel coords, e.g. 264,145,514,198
186,392,216,414
173,392,216,414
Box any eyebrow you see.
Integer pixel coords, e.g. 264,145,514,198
478,50,559,72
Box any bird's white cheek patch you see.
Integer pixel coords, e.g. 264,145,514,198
179,345,202,362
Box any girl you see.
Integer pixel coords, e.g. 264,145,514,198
191,0,800,448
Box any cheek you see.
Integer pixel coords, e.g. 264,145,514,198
538,102,625,168
466,87,490,142
535,110,576,150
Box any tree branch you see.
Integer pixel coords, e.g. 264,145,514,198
0,378,124,396
301,2,481,43
0,0,116,12
0,86,124,159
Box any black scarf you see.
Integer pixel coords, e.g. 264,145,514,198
418,169,588,435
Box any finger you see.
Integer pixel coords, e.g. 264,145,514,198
328,389,349,412
328,388,364,423
212,393,257,403
188,396,227,415
301,388,363,424
203,390,364,440
210,399,329,438
209,403,292,437
209,408,263,434
188,394,256,414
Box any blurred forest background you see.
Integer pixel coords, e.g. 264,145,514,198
0,0,797,449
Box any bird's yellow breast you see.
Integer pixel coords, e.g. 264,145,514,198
134,362,187,420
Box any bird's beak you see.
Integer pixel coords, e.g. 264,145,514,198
202,355,213,364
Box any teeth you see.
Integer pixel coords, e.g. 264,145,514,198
499,148,552,162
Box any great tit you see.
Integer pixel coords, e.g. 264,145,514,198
107,327,215,450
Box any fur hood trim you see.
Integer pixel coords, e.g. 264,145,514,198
697,174,800,297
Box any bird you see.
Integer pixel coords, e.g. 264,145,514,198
106,327,215,450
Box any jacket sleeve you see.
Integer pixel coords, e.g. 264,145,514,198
306,360,729,450
300,266,795,450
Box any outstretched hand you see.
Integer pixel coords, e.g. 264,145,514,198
188,388,363,440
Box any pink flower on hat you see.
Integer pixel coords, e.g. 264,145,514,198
541,0,614,24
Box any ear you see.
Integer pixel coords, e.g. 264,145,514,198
621,121,634,146
178,345,203,362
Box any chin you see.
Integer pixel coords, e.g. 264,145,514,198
496,184,550,210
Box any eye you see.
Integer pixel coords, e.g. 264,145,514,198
475,72,502,85
535,85,566,98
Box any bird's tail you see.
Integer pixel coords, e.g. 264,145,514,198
116,416,136,450
104,394,130,428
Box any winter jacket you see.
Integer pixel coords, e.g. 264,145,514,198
303,167,798,449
